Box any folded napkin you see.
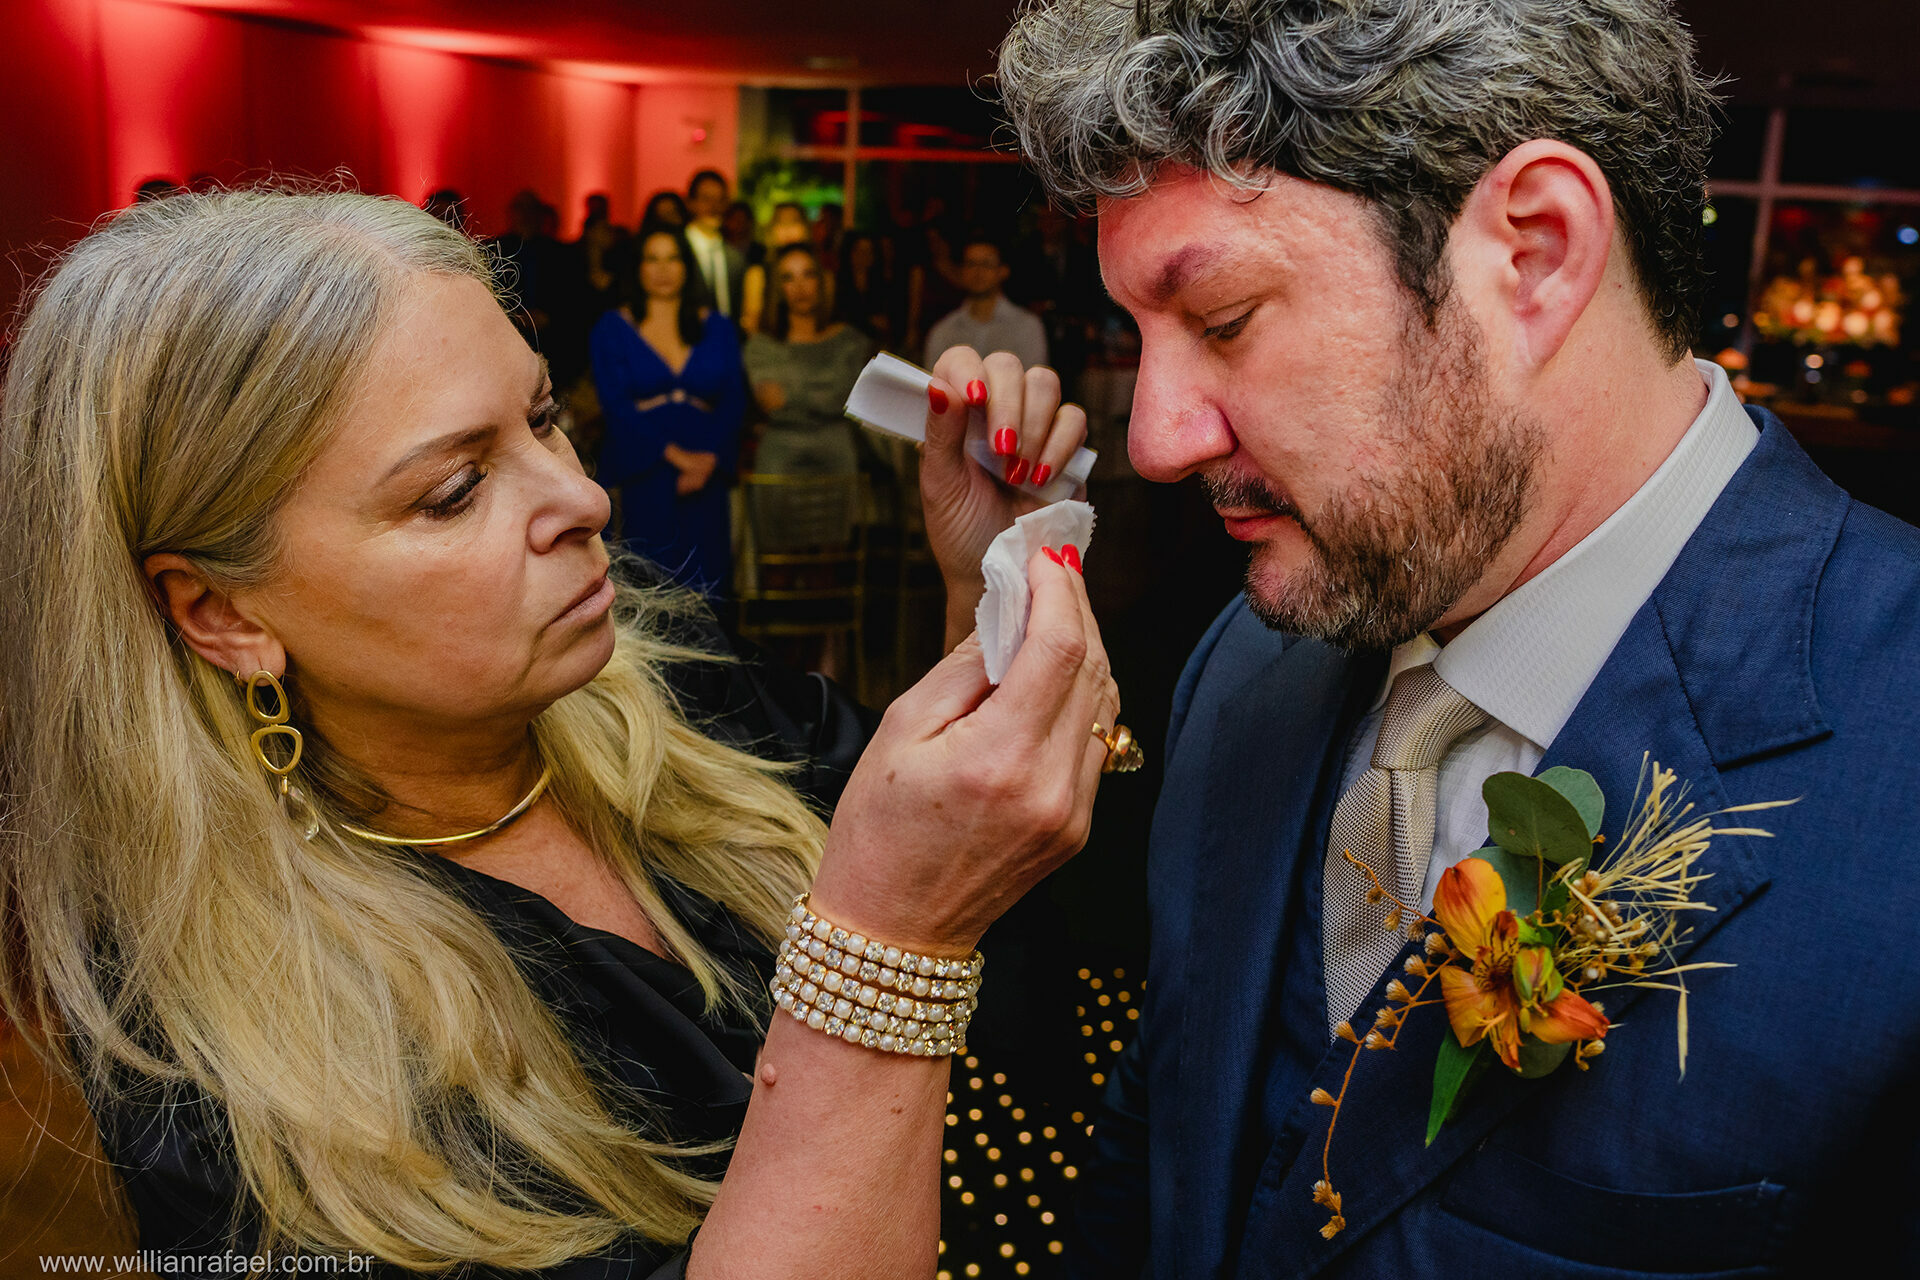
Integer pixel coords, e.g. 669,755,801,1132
976,500,1096,685
844,352,1097,505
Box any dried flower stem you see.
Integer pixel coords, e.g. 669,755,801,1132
1314,850,1456,1237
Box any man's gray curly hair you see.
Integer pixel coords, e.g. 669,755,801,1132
997,0,1720,360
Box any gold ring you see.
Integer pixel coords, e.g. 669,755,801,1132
1090,721,1144,774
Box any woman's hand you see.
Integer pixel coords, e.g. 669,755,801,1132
663,443,718,495
807,546,1115,957
753,380,787,414
922,346,1089,650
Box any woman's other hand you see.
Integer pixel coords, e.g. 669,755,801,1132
922,346,1089,650
807,545,1114,957
663,443,719,495
752,380,787,415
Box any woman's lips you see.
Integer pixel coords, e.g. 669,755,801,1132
556,571,614,624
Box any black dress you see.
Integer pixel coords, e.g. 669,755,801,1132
91,621,878,1276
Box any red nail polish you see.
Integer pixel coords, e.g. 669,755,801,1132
1031,463,1053,488
1043,546,1064,565
1062,544,1083,573
993,428,1018,457
928,384,949,414
1007,457,1030,486
967,380,988,407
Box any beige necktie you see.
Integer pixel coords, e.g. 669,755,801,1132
1324,664,1488,1034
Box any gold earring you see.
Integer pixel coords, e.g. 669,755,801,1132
243,670,304,797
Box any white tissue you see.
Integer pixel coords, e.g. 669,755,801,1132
844,352,1097,505
976,500,1096,685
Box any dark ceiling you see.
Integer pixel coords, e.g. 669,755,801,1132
189,0,1920,106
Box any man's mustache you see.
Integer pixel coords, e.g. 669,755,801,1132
1202,471,1305,525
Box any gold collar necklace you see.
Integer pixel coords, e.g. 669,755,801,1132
339,763,554,848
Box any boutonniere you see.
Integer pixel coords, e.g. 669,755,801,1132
1309,758,1789,1240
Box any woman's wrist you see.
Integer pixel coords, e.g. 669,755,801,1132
803,868,983,962
943,580,983,653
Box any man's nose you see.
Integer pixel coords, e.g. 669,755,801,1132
1125,345,1236,484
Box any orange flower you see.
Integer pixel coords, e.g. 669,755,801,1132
1434,858,1609,1071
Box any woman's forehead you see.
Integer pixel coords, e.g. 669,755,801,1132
330,275,537,460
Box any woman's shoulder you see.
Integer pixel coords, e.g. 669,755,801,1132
740,331,783,366
590,308,636,350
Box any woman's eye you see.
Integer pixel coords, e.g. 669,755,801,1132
1203,309,1255,342
530,397,561,437
421,465,486,519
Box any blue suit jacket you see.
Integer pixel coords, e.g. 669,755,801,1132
1072,410,1920,1277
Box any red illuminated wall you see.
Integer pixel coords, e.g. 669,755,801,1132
0,0,740,332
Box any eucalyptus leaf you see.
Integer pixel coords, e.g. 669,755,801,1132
1514,1035,1574,1079
1484,772,1592,866
1427,1036,1489,1146
1537,766,1605,840
1475,845,1545,919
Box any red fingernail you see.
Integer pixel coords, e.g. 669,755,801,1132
1043,546,1064,565
1062,544,1083,573
967,380,988,407
1006,457,1030,486
928,384,949,414
1031,463,1053,487
993,428,1018,457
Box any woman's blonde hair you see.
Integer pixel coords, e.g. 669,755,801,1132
0,189,825,1266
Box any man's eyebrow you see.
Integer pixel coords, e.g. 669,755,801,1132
531,354,552,399
1148,243,1226,304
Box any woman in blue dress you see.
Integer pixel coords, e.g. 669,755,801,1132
590,227,745,595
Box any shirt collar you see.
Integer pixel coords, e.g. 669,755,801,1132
1378,360,1758,749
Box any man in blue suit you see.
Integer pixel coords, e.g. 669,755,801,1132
995,0,1920,1274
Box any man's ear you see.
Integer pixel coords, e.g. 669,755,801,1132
142,553,286,678
1453,139,1615,369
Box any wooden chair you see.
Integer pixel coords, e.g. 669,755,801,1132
733,472,870,702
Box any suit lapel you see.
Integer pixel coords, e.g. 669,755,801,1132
1233,413,1843,1277
1175,637,1376,1275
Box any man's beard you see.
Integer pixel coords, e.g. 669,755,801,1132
1209,300,1542,652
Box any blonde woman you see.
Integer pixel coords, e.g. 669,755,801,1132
0,190,1107,1276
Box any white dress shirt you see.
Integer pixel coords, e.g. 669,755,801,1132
1336,359,1760,911
685,222,731,316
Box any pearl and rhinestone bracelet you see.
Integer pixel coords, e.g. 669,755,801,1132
771,893,983,1057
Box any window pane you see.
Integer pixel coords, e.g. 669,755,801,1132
1779,109,1920,188
1698,194,1757,351
1747,202,1916,411
1709,105,1770,181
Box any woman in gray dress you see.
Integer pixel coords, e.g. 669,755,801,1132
744,243,874,487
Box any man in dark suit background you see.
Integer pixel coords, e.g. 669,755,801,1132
995,0,1920,1275
684,168,748,326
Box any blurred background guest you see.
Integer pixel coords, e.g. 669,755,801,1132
924,232,1048,371
577,193,631,321
589,225,744,596
684,168,745,322
834,230,894,349
421,186,469,231
639,188,689,235
745,243,872,486
739,200,813,335
722,199,763,269
492,188,588,390
742,241,875,677
901,207,963,359
581,190,616,234
811,200,845,273
1010,204,1101,400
